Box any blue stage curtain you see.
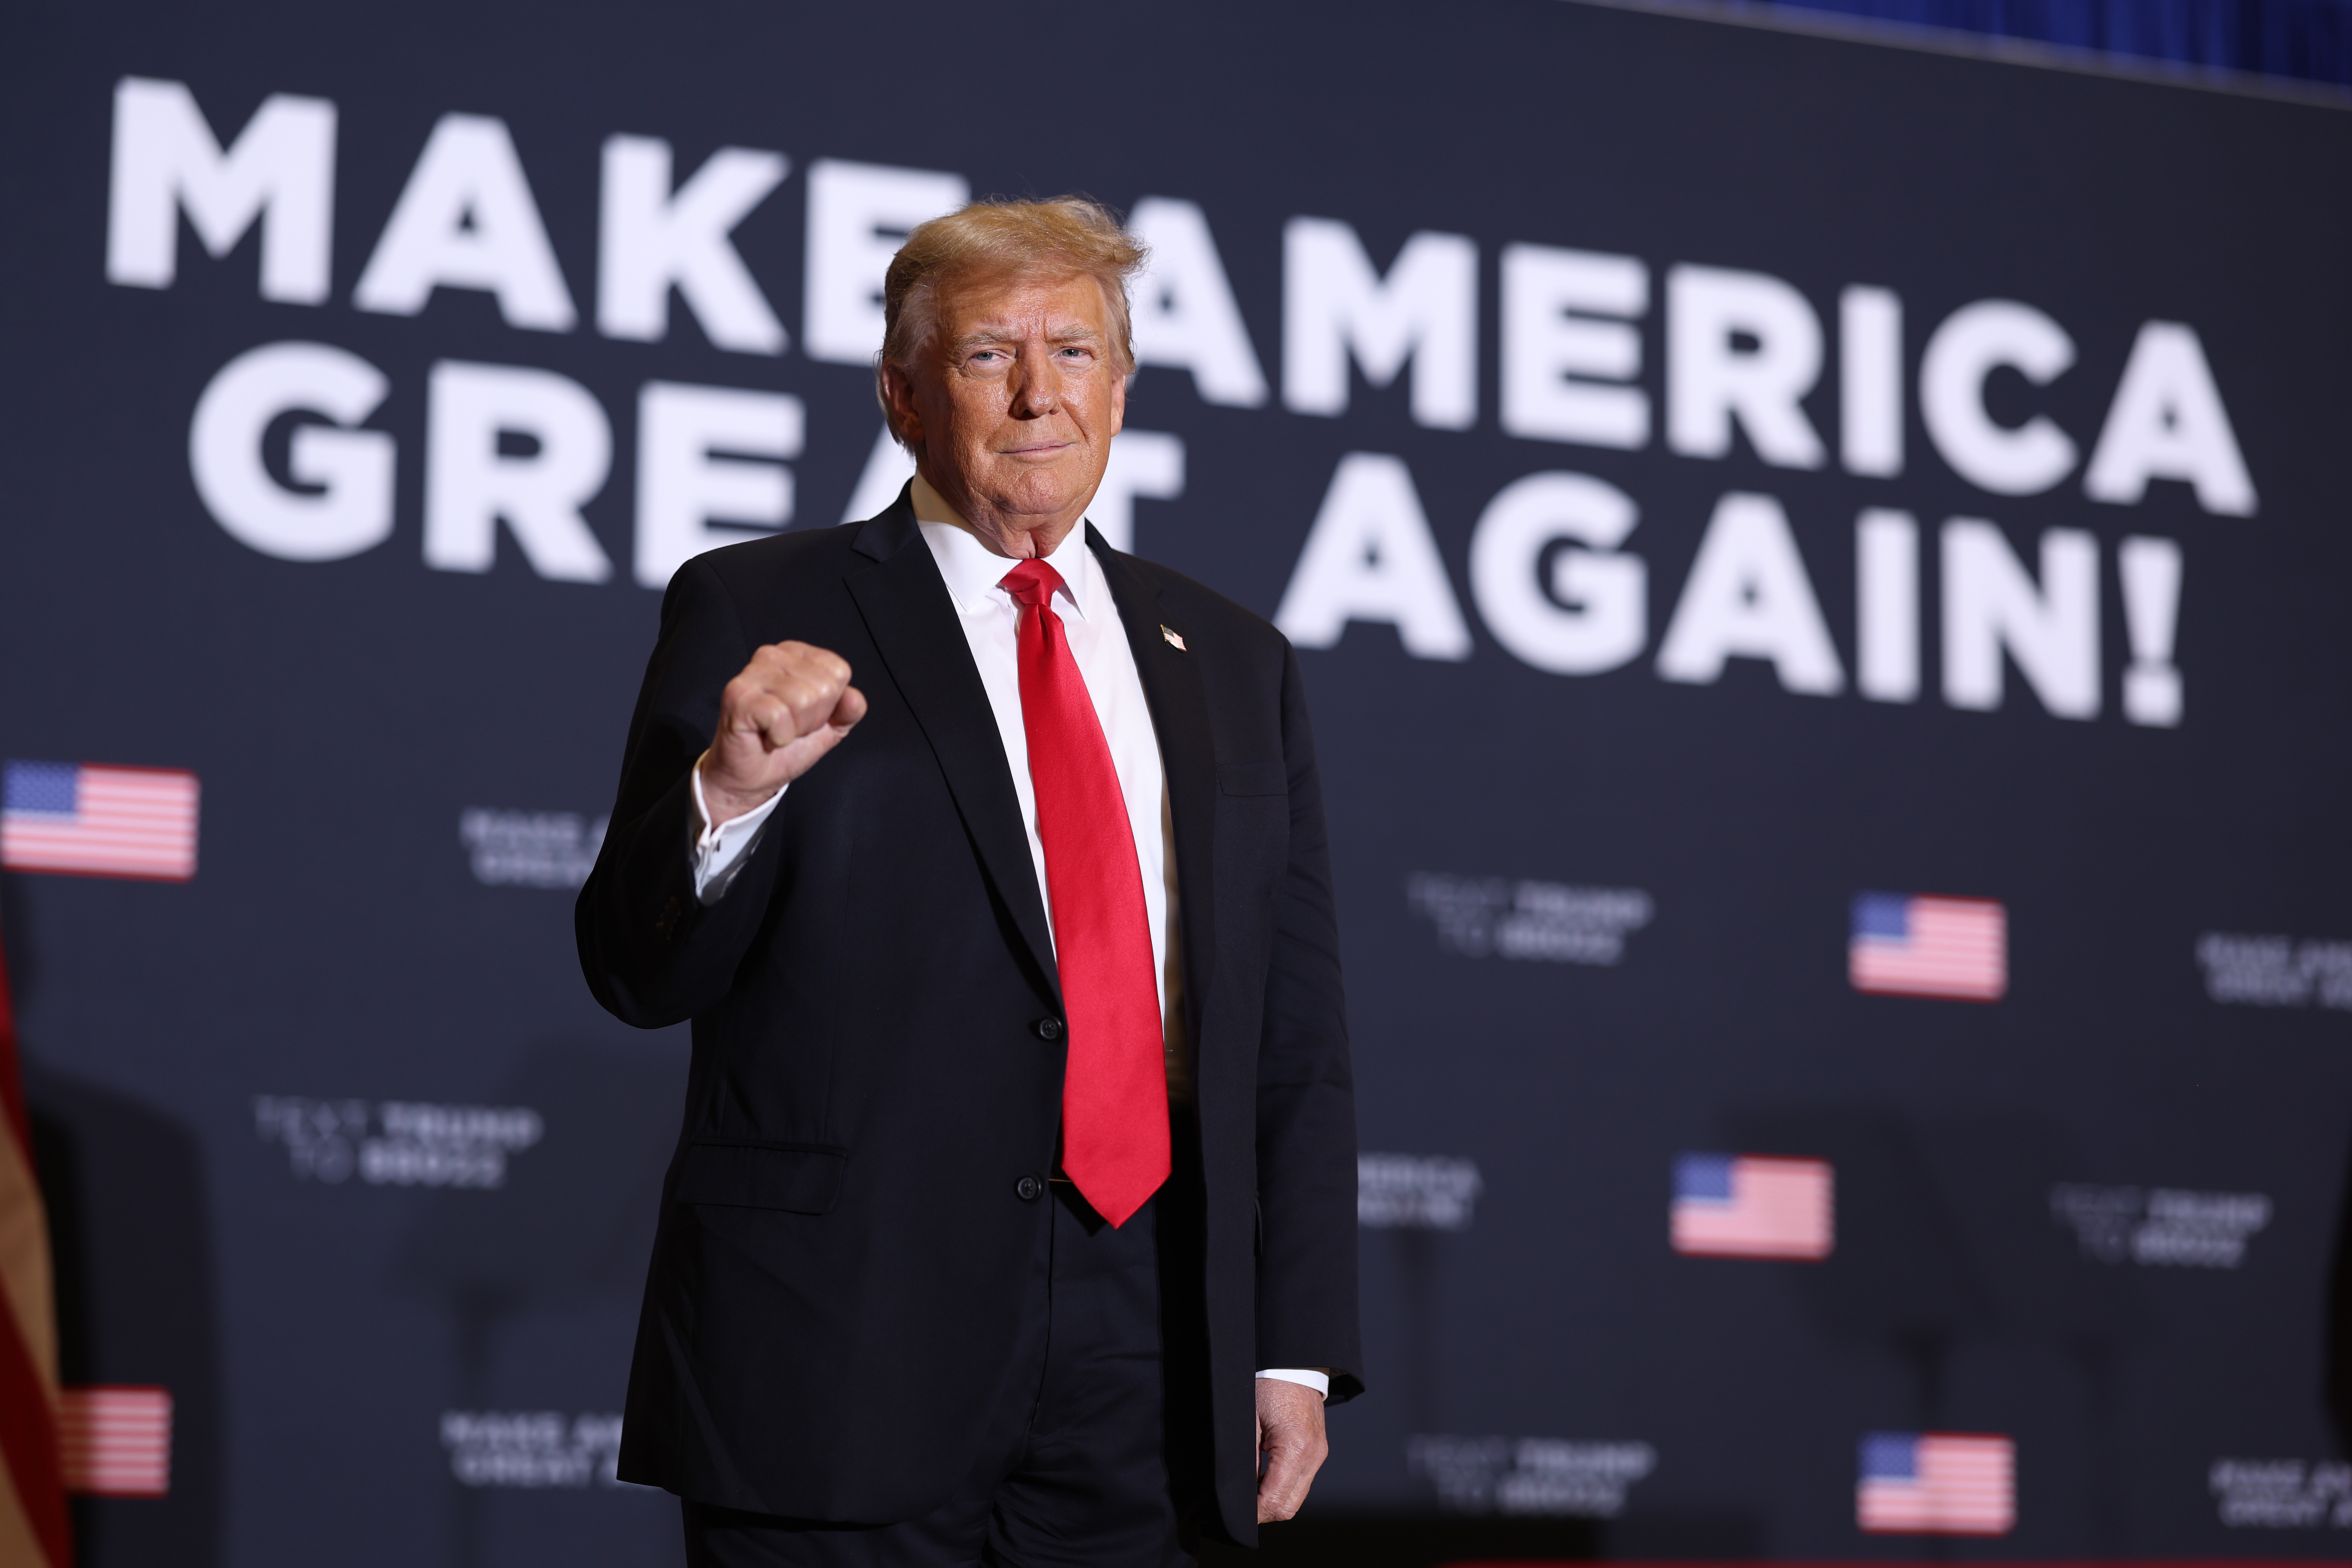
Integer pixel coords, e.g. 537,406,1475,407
1762,0,2352,84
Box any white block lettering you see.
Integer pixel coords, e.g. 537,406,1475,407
2084,322,2256,516
1840,286,1903,477
634,383,803,588
1855,507,1919,702
1087,431,1185,554
1941,519,2099,718
2118,535,2185,726
1920,300,2077,495
803,159,969,365
1666,266,1826,468
107,78,335,303
1656,492,1843,693
1500,245,1649,450
355,116,576,330
1127,198,1267,407
425,361,612,581
598,137,788,354
1283,219,1477,430
1469,471,1646,674
1275,453,1472,659
190,341,393,560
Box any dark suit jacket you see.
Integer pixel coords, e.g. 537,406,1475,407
575,489,1362,1543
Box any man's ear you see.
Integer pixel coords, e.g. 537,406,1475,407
1108,361,1127,440
880,362,913,442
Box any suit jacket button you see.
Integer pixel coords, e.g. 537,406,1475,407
1034,1018,1063,1041
1015,1174,1044,1201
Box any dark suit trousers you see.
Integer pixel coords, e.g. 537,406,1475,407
682,1172,1214,1568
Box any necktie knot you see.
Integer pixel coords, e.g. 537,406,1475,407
1001,558,1065,610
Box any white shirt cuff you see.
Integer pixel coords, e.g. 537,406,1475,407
1255,1368,1330,1398
690,765,786,905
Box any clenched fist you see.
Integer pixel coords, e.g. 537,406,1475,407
698,641,867,826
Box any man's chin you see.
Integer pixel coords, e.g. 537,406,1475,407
972,474,1100,529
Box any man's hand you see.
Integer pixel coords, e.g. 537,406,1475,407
1255,1377,1329,1524
699,641,867,826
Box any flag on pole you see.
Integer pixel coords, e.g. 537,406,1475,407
0,918,71,1565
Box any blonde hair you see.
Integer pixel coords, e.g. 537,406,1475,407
876,196,1147,443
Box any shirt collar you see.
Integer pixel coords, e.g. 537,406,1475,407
911,471,1096,621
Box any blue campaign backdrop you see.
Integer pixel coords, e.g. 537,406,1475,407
4,0,2351,1561
1758,0,2352,86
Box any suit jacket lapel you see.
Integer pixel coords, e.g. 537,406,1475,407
1090,526,1219,1052
846,491,1061,1001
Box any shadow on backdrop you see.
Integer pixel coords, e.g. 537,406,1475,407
391,1036,688,1568
7,870,227,1568
1727,1107,2143,1556
26,1063,226,1567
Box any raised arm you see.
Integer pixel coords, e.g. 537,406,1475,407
575,558,864,1027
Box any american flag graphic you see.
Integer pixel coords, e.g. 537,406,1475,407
1857,1432,2014,1535
58,1386,172,1497
1671,1153,1834,1260
1849,893,2006,1001
1,762,199,881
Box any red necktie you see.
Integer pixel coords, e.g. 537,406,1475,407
1000,559,1170,1228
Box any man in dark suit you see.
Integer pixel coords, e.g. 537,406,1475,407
577,196,1360,1566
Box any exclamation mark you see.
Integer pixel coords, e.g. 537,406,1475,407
2119,537,2183,727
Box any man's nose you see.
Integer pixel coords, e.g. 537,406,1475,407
1007,344,1062,419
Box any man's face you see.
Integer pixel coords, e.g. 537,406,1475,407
894,269,1126,544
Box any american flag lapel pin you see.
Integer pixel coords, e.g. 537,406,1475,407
1160,624,1187,652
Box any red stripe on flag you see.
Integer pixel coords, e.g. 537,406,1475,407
0,1313,69,1566
0,920,68,1563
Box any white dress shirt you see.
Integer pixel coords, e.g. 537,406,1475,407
686,476,1327,1399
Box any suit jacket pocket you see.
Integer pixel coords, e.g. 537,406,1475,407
675,1140,848,1214
1217,760,1288,797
